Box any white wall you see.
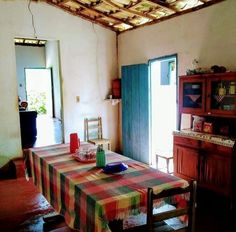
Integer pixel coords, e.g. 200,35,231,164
118,0,236,75
15,46,46,101
45,41,62,120
0,0,117,167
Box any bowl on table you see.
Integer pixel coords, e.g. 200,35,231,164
72,147,96,163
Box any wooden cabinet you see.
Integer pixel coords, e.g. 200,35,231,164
174,135,235,201
176,72,236,207
174,145,199,180
179,72,236,117
174,136,199,181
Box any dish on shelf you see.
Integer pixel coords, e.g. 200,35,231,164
185,94,201,102
103,162,128,174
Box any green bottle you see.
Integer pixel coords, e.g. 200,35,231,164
96,145,106,167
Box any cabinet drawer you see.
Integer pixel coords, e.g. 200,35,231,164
200,141,232,156
174,136,199,148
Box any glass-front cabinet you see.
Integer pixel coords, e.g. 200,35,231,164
206,75,236,116
179,76,205,114
179,72,236,117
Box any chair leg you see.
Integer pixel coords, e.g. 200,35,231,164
166,158,170,174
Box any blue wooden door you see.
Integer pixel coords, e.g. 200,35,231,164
122,64,150,164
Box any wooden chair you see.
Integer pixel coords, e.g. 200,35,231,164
122,180,197,232
146,180,197,232
84,117,111,150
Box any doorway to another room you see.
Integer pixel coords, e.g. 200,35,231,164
15,38,63,148
25,68,62,147
150,55,177,173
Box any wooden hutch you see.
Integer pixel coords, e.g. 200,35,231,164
173,72,236,208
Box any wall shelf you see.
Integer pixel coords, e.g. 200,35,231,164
105,98,121,106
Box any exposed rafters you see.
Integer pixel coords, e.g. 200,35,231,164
147,0,176,13
103,0,156,20
35,0,225,33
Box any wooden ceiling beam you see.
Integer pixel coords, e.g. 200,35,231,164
57,0,135,27
58,0,71,5
119,0,225,34
103,0,156,20
45,0,119,31
38,0,225,33
146,0,176,13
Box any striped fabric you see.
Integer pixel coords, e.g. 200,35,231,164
30,143,188,232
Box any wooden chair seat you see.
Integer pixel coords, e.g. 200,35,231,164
123,205,187,232
122,180,197,232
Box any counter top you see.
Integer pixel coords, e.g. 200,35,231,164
173,129,235,148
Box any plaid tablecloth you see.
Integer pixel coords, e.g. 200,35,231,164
30,143,188,232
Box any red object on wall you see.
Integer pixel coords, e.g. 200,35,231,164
112,79,121,99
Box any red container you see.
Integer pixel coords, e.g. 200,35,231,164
112,79,121,99
70,133,79,153
203,122,213,134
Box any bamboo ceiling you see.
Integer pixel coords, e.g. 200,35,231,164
37,0,224,33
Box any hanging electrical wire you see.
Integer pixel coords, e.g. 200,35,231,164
28,0,37,38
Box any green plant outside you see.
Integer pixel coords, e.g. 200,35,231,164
27,91,47,114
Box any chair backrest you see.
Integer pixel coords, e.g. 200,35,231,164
84,117,103,141
147,180,197,232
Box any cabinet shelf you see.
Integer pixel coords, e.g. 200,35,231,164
179,72,236,117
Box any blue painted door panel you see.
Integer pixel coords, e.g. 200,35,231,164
121,64,150,164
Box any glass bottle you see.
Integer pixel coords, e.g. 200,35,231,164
218,82,226,96
96,145,106,167
229,82,236,95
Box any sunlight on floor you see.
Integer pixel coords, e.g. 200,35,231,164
34,115,62,147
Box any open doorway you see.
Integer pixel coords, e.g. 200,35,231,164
15,38,63,148
150,55,177,172
25,68,53,116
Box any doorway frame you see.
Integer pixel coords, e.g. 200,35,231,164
148,53,178,167
15,38,64,146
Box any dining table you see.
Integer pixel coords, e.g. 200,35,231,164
29,142,189,232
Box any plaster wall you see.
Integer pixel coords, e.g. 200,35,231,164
15,46,46,101
0,0,117,167
118,0,236,153
118,0,236,75
45,41,62,120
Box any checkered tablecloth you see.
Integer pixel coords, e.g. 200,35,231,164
30,143,188,232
